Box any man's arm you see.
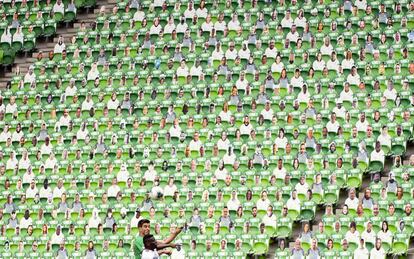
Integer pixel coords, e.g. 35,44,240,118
157,225,184,246
156,242,176,250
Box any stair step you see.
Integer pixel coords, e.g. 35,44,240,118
73,22,96,29
52,34,75,43
93,4,116,14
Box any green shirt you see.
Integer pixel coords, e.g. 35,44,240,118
134,235,144,259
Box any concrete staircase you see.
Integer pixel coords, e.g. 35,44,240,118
0,0,117,89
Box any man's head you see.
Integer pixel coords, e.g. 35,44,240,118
359,238,365,248
349,188,356,199
294,238,301,249
311,238,317,249
375,238,382,249
373,204,379,216
405,204,412,215
342,239,348,251
222,207,229,217
138,219,150,236
143,234,157,250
